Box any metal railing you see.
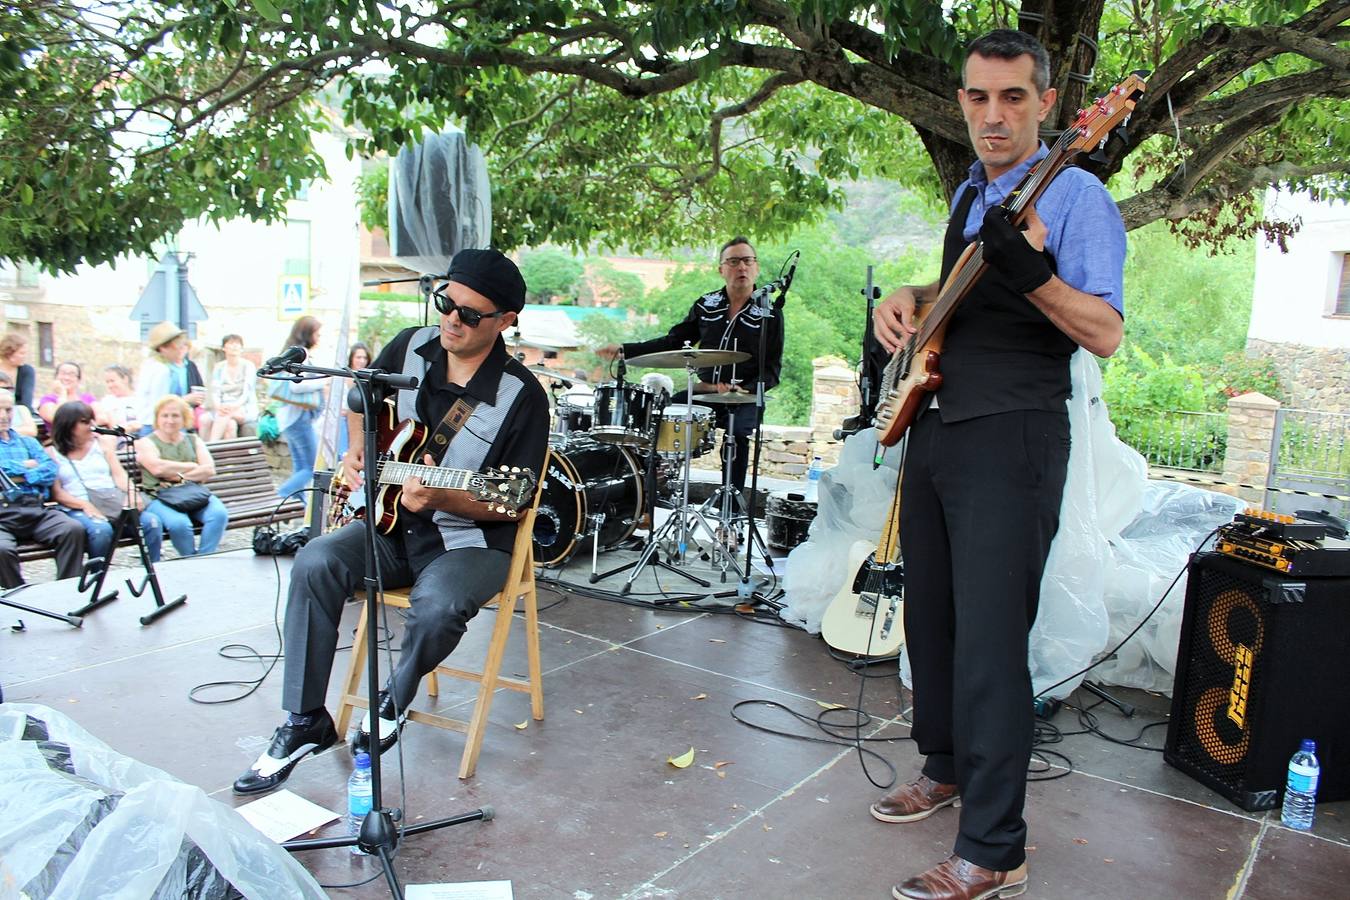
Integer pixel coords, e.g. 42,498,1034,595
1111,407,1227,473
1273,408,1350,478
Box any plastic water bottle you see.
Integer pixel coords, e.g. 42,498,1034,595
347,752,373,854
803,455,823,502
1280,739,1319,831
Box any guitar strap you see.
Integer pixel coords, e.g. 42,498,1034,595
425,396,481,461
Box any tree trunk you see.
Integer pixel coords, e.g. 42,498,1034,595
917,127,976,207
1018,0,1106,131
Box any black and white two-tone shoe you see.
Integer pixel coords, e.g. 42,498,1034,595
351,692,406,756
232,711,339,795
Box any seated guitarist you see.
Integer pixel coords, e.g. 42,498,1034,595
235,249,549,795
867,31,1125,900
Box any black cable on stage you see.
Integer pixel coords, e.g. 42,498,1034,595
730,698,906,786
187,490,323,704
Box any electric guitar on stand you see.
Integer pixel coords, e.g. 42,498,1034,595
874,72,1147,447
821,471,904,657
328,398,536,534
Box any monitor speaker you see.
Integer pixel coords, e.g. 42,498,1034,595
1163,552,1350,810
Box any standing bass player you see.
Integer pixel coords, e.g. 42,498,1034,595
868,30,1126,900
235,249,549,795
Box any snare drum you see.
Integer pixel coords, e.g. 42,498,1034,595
654,404,714,458
591,382,657,448
533,439,645,566
765,492,819,552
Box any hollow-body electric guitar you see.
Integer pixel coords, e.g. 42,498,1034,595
329,399,536,534
874,72,1148,447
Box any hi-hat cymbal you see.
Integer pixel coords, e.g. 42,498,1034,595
694,391,757,405
528,366,587,387
626,347,750,368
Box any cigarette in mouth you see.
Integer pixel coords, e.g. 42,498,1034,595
984,138,995,151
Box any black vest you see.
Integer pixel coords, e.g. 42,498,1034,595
934,186,1077,422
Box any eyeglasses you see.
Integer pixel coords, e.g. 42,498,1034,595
720,256,757,268
432,285,508,328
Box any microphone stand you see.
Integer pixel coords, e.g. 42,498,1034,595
271,359,491,898
740,275,790,603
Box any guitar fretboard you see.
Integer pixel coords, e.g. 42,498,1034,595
376,462,481,491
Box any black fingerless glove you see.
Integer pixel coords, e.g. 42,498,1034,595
979,206,1053,294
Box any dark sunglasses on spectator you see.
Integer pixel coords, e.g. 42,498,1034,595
432,284,508,327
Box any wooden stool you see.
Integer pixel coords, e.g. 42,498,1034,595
334,495,544,779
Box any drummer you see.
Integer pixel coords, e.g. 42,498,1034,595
599,236,784,492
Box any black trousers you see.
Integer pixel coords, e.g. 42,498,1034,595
281,521,510,716
0,503,87,588
900,408,1069,871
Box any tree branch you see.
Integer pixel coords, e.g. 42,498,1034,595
1119,159,1350,230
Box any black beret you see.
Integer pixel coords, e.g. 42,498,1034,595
446,248,526,313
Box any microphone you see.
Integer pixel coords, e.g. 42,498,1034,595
92,424,129,437
752,253,799,309
261,345,307,374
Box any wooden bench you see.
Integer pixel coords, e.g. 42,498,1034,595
15,437,305,564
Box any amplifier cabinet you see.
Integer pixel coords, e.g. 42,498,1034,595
1164,552,1350,811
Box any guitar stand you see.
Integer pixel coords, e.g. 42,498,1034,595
70,505,187,625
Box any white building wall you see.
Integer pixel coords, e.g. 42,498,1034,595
39,128,362,365
1248,189,1350,349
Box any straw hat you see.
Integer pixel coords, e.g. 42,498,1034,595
147,321,187,350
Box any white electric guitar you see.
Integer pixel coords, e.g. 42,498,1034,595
820,472,904,657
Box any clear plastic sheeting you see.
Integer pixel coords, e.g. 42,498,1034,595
1092,482,1244,693
388,129,492,275
0,703,327,900
780,351,1242,698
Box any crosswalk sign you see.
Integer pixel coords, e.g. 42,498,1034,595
279,276,308,317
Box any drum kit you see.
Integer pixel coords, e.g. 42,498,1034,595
530,344,767,590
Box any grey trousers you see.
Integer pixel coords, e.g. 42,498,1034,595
0,504,87,588
281,521,511,716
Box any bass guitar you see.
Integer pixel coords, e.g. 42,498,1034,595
874,71,1147,447
820,470,904,657
329,398,536,534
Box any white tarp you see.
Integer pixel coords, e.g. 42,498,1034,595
781,350,1242,697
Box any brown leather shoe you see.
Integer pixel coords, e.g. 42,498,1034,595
892,855,1028,900
870,774,961,823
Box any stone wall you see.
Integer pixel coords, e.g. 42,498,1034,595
1245,339,1350,413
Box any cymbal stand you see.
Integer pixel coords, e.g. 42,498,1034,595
605,358,719,595
696,405,771,584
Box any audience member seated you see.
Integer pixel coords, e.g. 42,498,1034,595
47,401,163,571
95,364,143,435
0,389,85,587
37,361,97,425
135,322,207,436
135,396,229,557
334,342,371,461
0,333,36,414
0,372,38,438
209,333,259,440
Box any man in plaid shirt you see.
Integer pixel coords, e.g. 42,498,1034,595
0,389,85,587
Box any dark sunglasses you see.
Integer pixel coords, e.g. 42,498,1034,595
433,284,509,328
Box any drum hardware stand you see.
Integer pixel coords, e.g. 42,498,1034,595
696,404,771,584
590,385,712,593
69,430,187,625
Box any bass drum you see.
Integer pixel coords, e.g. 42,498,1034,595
533,440,645,567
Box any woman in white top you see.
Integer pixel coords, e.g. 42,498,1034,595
209,333,259,440
272,315,328,510
47,401,164,569
95,364,142,435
